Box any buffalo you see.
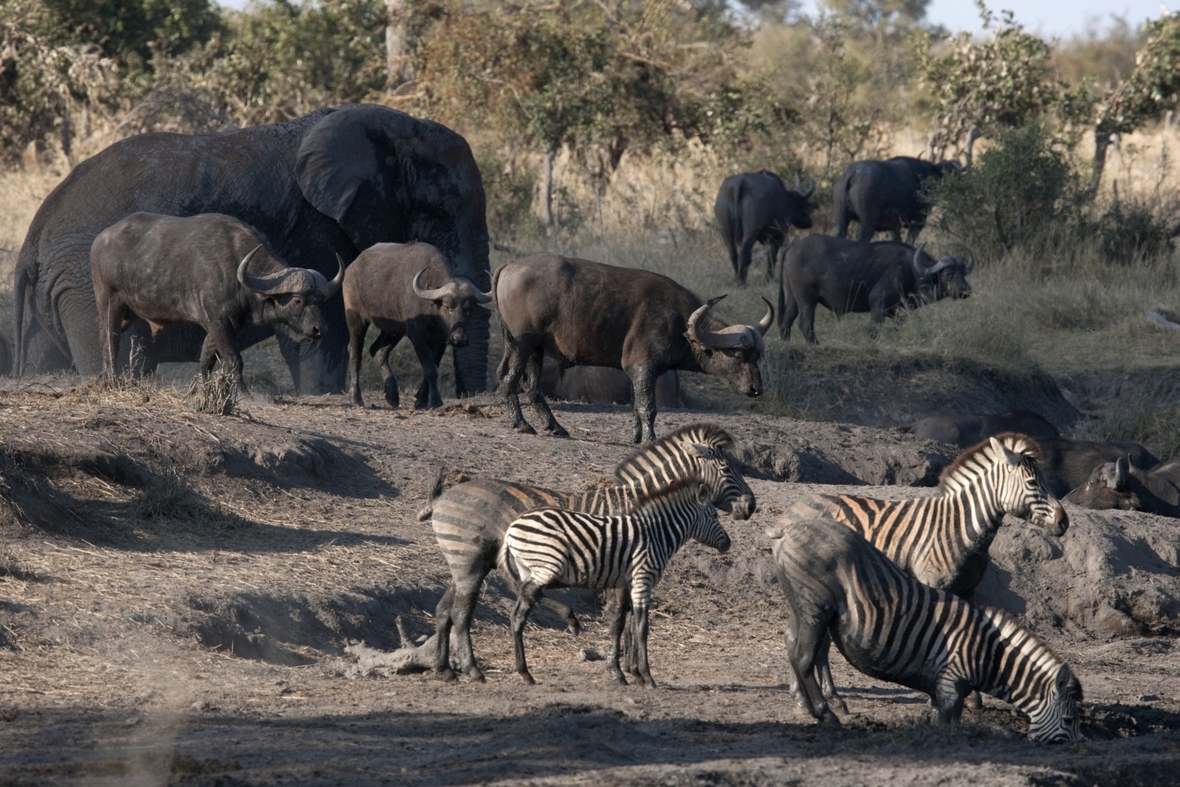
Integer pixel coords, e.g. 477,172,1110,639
494,254,772,444
1033,436,1161,499
903,410,1059,448
777,236,974,343
91,212,343,392
344,242,492,409
540,357,680,408
1063,456,1180,516
714,171,817,285
833,156,960,243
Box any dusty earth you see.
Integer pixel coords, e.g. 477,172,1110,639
1,374,1179,787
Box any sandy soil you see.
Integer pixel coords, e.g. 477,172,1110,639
0,378,1178,786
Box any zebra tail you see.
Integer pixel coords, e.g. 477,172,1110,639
415,465,471,522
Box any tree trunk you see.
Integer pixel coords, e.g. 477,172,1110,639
386,0,415,88
541,147,555,230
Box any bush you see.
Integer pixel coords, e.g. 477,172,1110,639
1093,198,1174,265
927,124,1085,261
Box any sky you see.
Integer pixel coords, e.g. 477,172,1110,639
213,0,1173,40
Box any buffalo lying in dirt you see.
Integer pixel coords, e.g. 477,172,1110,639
540,357,680,408
1034,436,1161,499
1063,456,1180,516
344,242,491,409
778,236,974,343
91,212,343,392
833,156,960,243
714,171,817,285
494,254,772,444
903,410,1059,448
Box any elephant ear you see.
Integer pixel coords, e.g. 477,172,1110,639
295,105,414,249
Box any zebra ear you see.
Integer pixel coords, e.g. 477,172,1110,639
690,444,713,459
1054,664,1075,694
990,436,1022,467
695,483,709,504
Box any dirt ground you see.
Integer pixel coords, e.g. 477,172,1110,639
1,376,1179,787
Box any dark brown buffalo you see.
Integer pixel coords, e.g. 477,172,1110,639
1034,436,1161,498
91,212,343,392
494,254,772,444
833,156,961,243
714,171,817,285
344,242,491,409
540,356,680,408
903,410,1059,448
1063,456,1180,517
778,236,974,344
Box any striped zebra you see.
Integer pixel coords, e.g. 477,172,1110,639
499,477,730,687
784,433,1067,712
419,422,754,681
770,517,1083,742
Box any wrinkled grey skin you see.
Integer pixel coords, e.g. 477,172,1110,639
903,410,1059,448
91,213,340,392
494,254,772,444
778,236,973,344
833,156,961,243
714,171,817,285
13,104,491,395
344,242,491,410
1035,436,1161,499
1063,455,1180,515
540,357,680,408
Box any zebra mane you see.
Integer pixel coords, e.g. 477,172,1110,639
937,432,1044,488
977,606,1077,690
613,423,735,483
627,475,706,516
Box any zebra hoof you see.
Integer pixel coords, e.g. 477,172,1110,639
548,424,569,438
466,667,486,683
829,697,849,715
436,667,458,683
519,671,536,685
609,671,628,686
819,710,843,728
965,692,983,711
514,422,537,436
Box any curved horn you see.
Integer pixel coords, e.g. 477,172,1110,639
473,285,493,304
957,243,976,275
756,296,774,336
412,267,450,301
912,242,933,277
797,174,815,199
687,295,728,347
236,245,274,293
319,254,345,299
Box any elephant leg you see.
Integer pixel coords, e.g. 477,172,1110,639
626,362,658,444
453,306,489,396
345,313,369,407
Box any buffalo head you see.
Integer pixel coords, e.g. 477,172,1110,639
791,174,819,229
412,267,493,348
238,248,344,341
1063,456,1139,511
685,295,773,397
913,242,974,303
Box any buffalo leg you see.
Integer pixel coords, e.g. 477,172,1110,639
798,299,819,345
97,292,125,379
626,362,659,444
521,346,568,437
345,312,369,407
408,327,444,409
372,330,404,408
202,323,245,392
724,235,740,282
498,335,537,435
737,236,757,286
766,241,781,282
778,268,798,341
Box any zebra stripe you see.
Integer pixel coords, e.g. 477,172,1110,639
500,477,730,687
422,422,754,681
787,433,1067,596
771,517,1082,742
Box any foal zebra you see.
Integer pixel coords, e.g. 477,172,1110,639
500,477,730,687
419,422,754,681
784,433,1067,711
770,517,1083,743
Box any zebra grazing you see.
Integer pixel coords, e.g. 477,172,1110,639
419,422,754,681
770,517,1083,743
499,477,730,687
784,433,1067,712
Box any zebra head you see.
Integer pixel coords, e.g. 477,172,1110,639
631,479,731,553
985,434,1069,537
1027,664,1083,743
614,422,756,520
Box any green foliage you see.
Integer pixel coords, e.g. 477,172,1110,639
1093,197,1174,265
918,2,1096,158
928,124,1084,259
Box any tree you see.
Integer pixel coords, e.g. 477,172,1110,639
1092,12,1180,184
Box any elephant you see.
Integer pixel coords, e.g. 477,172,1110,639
12,104,492,395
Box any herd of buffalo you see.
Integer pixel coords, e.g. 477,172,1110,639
3,103,1173,519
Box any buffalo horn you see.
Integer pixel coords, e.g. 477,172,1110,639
473,284,493,304
688,295,767,350
321,254,346,299
756,296,774,336
412,267,451,301
912,242,951,277
236,245,265,291
795,174,816,199
238,245,334,297
958,243,977,275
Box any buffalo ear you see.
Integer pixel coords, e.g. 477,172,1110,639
296,105,413,250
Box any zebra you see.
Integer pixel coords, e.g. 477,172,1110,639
499,476,730,687
418,422,754,681
769,517,1083,743
782,433,1067,713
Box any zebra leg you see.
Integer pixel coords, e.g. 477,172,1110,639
605,588,630,686
784,613,841,726
447,573,489,681
511,581,544,685
815,632,849,715
933,681,967,725
538,595,581,636
431,583,459,682
630,586,656,688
